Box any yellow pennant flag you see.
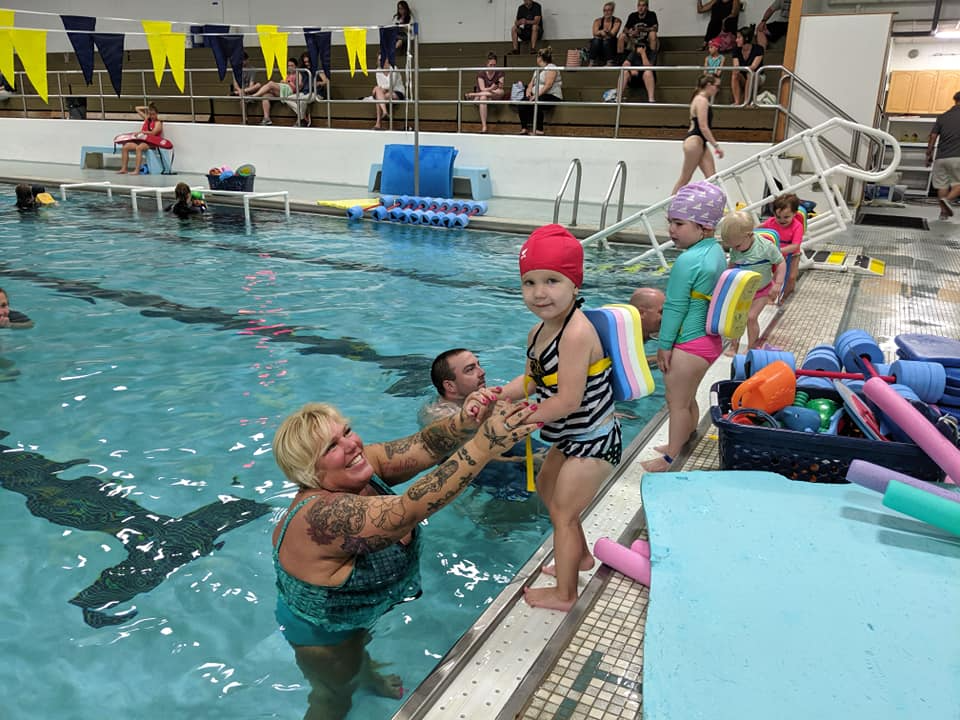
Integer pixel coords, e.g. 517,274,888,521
160,32,186,92
256,24,279,79
272,31,289,77
0,10,14,85
343,28,368,77
142,20,172,86
12,28,46,102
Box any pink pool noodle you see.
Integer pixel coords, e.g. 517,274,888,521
862,377,960,483
629,539,651,557
847,459,960,504
594,537,651,585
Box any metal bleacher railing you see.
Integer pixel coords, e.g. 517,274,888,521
1,61,758,138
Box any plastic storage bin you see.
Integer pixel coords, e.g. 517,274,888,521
207,173,255,192
710,380,943,483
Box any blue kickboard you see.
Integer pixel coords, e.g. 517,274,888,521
642,471,960,720
895,333,960,367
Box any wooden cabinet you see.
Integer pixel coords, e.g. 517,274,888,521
886,71,913,114
885,70,960,114
934,70,960,113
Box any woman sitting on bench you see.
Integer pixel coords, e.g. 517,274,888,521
119,103,163,174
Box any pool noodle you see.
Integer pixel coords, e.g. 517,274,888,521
594,537,651,585
629,538,651,557
882,479,960,536
862,377,960,482
846,459,960,504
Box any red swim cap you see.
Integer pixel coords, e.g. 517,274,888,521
519,224,584,287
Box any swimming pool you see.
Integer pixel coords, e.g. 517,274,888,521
0,188,668,719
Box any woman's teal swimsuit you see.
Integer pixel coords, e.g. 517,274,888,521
273,477,422,646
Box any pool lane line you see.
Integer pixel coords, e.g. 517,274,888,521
0,263,433,396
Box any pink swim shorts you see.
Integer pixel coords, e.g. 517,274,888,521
673,334,723,364
754,282,773,299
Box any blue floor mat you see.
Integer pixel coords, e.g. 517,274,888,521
641,471,960,720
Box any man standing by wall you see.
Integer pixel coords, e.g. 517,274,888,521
927,91,960,222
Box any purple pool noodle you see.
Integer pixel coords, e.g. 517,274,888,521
847,459,960,504
629,539,651,557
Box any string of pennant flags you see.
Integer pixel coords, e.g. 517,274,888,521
0,8,412,103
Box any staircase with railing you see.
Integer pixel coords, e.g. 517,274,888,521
582,116,900,270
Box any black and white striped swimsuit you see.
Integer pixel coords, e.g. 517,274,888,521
527,301,622,465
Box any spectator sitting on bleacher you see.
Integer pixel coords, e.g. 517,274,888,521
616,0,658,59
0,72,13,101
232,52,261,97
589,2,622,67
756,0,790,49
730,25,763,105
372,52,406,130
697,0,740,49
704,38,725,75
511,0,543,54
465,52,506,134
393,1,414,54
250,58,302,126
517,47,562,136
293,52,325,127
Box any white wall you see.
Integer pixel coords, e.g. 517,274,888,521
790,11,891,159
3,0,768,54
805,0,960,25
889,36,960,71
0,117,769,206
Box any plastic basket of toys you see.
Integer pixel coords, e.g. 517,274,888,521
207,164,255,192
710,379,944,483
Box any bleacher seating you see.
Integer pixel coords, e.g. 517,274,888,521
3,37,782,141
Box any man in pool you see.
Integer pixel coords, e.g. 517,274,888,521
629,286,665,342
419,349,544,501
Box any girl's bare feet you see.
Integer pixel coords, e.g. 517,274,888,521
523,585,577,611
641,455,673,473
541,554,594,576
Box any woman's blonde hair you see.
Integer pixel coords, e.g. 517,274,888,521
719,210,755,244
273,402,349,488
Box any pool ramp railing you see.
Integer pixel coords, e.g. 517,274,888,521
581,117,901,275
59,182,291,223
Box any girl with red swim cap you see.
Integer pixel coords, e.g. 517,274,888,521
502,224,621,612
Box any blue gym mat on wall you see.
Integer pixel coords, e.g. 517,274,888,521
380,144,457,198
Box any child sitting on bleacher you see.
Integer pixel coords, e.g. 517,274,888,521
704,39,725,76
760,192,804,301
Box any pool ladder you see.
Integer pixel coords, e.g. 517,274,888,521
553,158,581,226
553,159,627,240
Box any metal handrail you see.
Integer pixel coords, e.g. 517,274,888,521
581,117,902,268
553,158,582,226
751,64,873,175
4,63,757,140
597,160,627,244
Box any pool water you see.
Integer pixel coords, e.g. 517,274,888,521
0,190,668,719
